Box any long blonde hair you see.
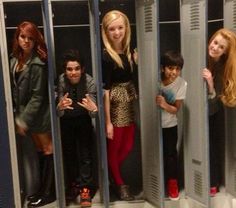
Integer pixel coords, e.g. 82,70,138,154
208,28,236,107
101,10,132,68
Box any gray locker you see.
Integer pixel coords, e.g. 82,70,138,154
180,0,210,207
136,0,164,207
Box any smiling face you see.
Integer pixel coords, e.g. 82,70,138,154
208,34,228,61
65,61,83,85
18,30,35,54
162,66,181,85
106,16,126,49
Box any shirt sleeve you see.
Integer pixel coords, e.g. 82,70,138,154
102,51,113,90
56,74,66,117
176,79,187,100
86,74,97,104
19,64,48,126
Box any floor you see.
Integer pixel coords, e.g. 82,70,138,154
29,187,236,208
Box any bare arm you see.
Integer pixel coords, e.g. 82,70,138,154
156,95,183,114
104,89,113,139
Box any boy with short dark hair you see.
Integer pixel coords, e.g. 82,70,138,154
57,49,97,207
156,50,187,200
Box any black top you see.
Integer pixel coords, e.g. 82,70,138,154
57,73,97,118
209,62,224,116
102,50,133,90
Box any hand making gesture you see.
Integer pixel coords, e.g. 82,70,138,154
78,94,98,112
57,92,73,110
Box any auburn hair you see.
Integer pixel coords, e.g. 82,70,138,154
208,28,236,107
12,21,47,68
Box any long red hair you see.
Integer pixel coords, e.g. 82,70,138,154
208,28,236,107
12,21,47,68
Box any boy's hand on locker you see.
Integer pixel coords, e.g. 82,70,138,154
202,68,214,94
156,95,167,109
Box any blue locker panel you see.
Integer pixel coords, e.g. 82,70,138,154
0,53,15,208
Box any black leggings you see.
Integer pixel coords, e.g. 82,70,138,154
60,115,93,189
209,108,225,187
163,126,178,184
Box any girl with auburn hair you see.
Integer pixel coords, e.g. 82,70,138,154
203,28,236,196
101,10,137,201
10,21,55,207
12,21,47,68
205,28,236,107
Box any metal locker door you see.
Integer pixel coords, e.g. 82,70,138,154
224,0,236,31
89,0,110,207
136,1,164,207
224,0,236,198
42,1,66,207
225,107,236,197
0,3,21,207
180,0,210,207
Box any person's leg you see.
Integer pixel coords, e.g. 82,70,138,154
60,119,77,191
76,116,94,207
163,126,178,182
28,133,55,207
209,110,224,190
108,126,134,201
32,132,53,155
117,123,135,166
163,126,179,200
107,126,124,186
76,116,93,188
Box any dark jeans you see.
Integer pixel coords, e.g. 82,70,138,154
60,115,93,189
163,126,178,184
209,108,225,187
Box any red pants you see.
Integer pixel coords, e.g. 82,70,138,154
107,123,135,185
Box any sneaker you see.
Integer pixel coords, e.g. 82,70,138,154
167,179,179,200
210,186,218,197
80,187,92,207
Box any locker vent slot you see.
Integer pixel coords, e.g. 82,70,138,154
144,5,153,32
234,0,236,29
192,159,201,165
149,174,160,201
194,170,203,196
190,2,200,31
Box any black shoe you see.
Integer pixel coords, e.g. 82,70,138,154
27,193,40,202
27,195,55,207
27,154,55,207
27,152,45,202
65,183,80,203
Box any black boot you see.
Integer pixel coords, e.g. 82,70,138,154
27,152,45,201
27,154,56,207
